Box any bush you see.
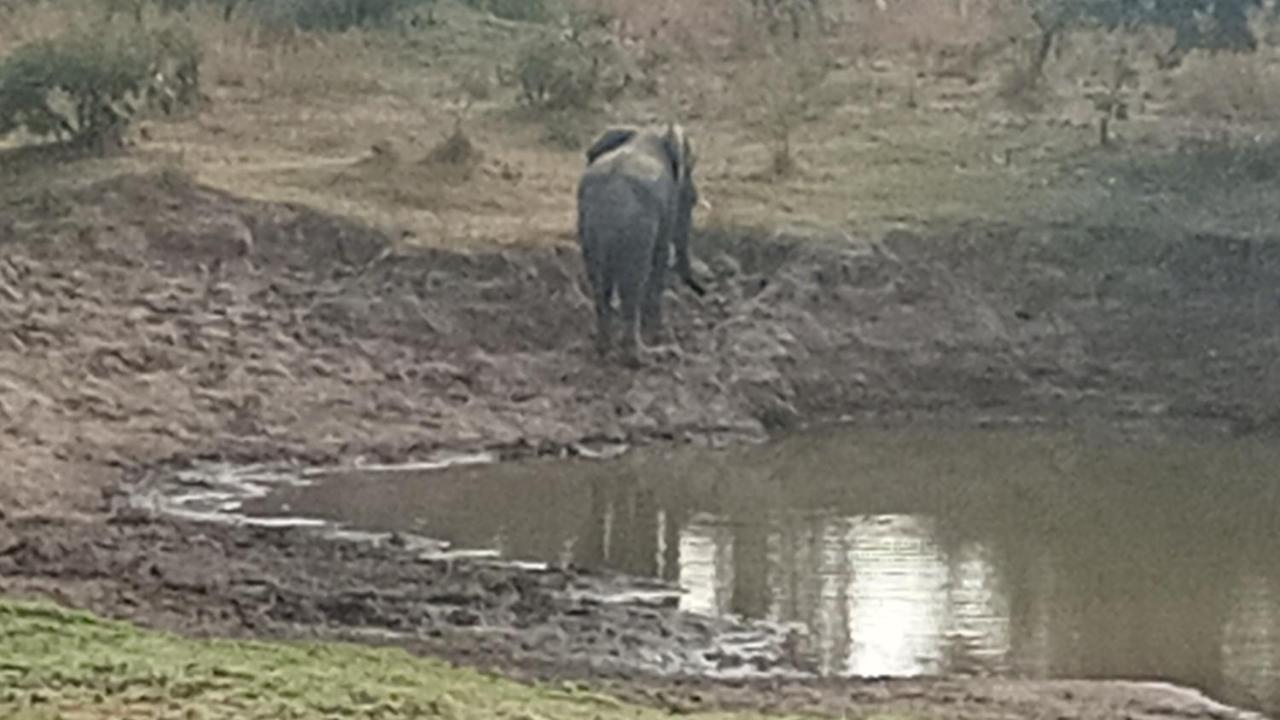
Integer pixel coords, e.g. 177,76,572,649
1024,0,1266,77
1122,134,1280,193
745,0,827,40
146,25,202,114
460,0,551,23
511,37,601,111
98,0,200,19
94,0,434,31
504,29,629,149
248,0,426,32
507,13,629,113
0,23,201,153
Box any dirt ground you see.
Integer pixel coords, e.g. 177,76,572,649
2,170,1279,718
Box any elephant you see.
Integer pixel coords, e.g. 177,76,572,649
576,123,706,366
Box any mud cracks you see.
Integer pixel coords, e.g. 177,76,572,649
1,172,1277,719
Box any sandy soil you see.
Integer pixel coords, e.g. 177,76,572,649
2,171,1277,719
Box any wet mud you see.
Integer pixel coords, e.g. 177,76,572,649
2,172,1278,719
0,515,808,678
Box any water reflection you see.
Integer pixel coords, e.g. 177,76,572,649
245,427,1280,717
1224,574,1280,712
683,512,1013,677
672,517,727,617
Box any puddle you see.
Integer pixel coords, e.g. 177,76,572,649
170,426,1280,715
139,452,498,553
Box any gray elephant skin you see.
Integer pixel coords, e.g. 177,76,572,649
576,124,705,366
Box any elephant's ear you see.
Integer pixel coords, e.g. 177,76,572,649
682,135,697,175
662,123,691,181
585,127,638,164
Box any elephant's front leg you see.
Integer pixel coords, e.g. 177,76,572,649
640,236,670,346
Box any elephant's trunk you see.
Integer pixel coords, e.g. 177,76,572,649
675,246,706,296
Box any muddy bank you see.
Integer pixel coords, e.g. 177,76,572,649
4,514,1265,720
4,172,1280,512
2,172,1279,719
0,514,807,679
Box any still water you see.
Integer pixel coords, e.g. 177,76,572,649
245,426,1280,714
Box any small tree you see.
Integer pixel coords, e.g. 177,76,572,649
745,41,831,178
1093,43,1139,147
425,67,489,168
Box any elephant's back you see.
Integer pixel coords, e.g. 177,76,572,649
581,163,668,214
579,176,652,227
578,171,661,256
581,141,669,187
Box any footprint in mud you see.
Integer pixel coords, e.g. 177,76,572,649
446,608,481,627
632,344,686,369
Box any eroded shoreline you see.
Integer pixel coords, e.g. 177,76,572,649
2,172,1278,719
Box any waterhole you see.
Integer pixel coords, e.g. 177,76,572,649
234,426,1280,715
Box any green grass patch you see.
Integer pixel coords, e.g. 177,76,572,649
0,598,822,720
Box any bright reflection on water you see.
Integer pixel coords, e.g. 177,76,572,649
244,426,1280,716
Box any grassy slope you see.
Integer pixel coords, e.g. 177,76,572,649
5,1,1280,250
0,600,854,720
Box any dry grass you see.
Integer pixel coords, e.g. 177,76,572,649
592,0,745,54
5,0,1280,248
1172,49,1280,122
853,0,1022,60
199,17,394,99
0,0,92,54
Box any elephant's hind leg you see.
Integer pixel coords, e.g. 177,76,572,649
591,270,614,358
641,236,670,346
616,266,646,368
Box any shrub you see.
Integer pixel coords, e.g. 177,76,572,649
248,0,426,33
1124,134,1280,193
506,8,630,113
511,36,599,111
0,23,201,153
460,0,552,23
145,25,202,114
1023,0,1266,77
98,0,199,20
425,128,481,168
744,0,828,40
